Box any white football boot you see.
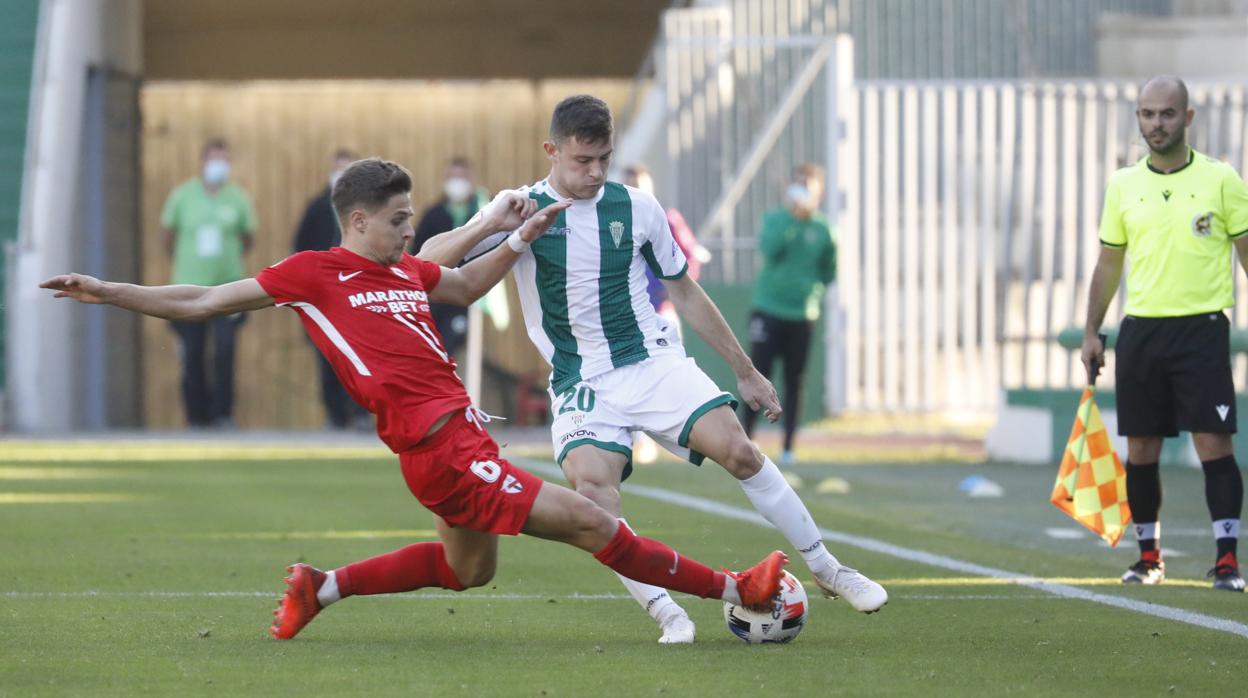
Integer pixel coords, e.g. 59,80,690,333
815,564,888,613
657,609,696,644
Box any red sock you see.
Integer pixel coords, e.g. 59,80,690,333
592,524,726,599
335,542,465,597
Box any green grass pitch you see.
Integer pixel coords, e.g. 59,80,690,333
1,441,1245,696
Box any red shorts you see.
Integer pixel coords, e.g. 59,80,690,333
399,410,543,535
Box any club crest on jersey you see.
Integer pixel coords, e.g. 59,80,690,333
391,267,410,279
1192,212,1213,238
609,220,625,247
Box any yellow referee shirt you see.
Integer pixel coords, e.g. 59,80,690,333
1100,149,1248,317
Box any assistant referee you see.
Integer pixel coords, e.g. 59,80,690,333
1083,75,1248,592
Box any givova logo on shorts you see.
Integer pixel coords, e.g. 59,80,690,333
560,429,598,445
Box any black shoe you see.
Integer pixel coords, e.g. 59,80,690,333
1208,553,1245,592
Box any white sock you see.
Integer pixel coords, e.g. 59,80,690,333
616,573,680,621
739,457,838,574
721,576,741,606
1134,521,1160,543
316,570,341,607
612,518,683,621
1212,519,1240,540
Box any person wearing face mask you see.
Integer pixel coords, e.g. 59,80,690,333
409,157,491,358
741,164,836,466
293,149,370,430
159,138,258,428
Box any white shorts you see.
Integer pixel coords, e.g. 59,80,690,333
548,354,737,480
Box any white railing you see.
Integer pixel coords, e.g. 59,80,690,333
840,80,1248,413
643,2,1248,416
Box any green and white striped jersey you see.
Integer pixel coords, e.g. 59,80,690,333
468,179,690,394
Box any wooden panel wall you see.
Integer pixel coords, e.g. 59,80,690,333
140,80,632,428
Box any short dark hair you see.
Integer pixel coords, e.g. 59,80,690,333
793,163,826,185
447,155,472,170
202,138,228,157
549,94,613,145
331,157,412,220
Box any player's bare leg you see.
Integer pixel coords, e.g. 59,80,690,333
520,480,786,612
269,517,492,640
562,445,695,644
687,405,888,613
434,515,501,588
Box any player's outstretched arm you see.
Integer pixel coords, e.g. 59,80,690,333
1080,244,1125,385
417,190,537,266
664,275,782,422
40,274,274,321
430,201,570,306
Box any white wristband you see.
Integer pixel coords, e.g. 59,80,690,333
506,231,530,253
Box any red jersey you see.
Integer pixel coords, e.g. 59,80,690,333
255,247,471,452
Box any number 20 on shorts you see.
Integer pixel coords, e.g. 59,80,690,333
556,386,596,415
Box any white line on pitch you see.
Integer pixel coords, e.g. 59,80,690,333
0,591,1059,602
518,460,1248,641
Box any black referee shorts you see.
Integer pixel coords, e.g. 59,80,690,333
1115,312,1237,437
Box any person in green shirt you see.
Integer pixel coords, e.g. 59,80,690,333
159,138,258,428
409,156,490,358
1083,75,1248,592
741,163,836,465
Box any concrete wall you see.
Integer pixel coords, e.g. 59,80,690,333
1098,13,1248,78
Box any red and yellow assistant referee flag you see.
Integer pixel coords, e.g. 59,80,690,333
1050,387,1132,546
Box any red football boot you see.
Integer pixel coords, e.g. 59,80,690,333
269,563,326,640
728,550,789,612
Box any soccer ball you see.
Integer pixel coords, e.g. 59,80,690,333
723,570,808,644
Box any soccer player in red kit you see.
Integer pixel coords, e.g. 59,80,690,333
40,157,786,640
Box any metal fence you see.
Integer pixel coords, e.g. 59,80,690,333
659,1,838,284
652,0,1179,286
647,1,1248,415
842,79,1248,413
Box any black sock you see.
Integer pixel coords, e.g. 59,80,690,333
1127,461,1162,554
1201,455,1242,560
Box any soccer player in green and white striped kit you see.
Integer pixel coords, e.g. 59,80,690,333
420,95,888,643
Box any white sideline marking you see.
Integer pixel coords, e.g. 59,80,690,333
0,591,1058,602
1043,527,1086,540
520,461,1248,640
0,591,636,601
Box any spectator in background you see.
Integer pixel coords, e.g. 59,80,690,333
741,164,836,465
622,164,712,465
293,149,369,430
160,138,257,428
409,157,491,358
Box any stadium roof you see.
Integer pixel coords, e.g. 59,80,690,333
145,0,673,80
